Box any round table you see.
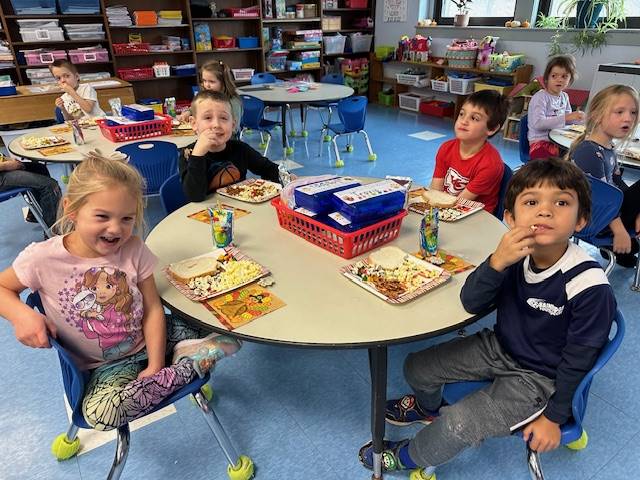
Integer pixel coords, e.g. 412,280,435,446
237,82,354,152
146,191,506,478
8,124,197,164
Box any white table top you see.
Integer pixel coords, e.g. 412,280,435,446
8,124,197,164
549,128,640,169
146,191,507,347
237,82,354,105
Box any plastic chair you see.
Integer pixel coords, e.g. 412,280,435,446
239,95,288,156
54,107,65,124
116,141,178,196
25,292,254,480
0,186,53,238
302,73,344,141
573,176,640,287
326,96,376,167
159,173,187,215
416,309,625,480
493,164,513,221
250,72,277,85
250,72,295,142
519,114,530,164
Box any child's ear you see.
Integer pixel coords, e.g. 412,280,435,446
62,198,76,221
573,215,588,233
504,209,515,229
189,115,196,130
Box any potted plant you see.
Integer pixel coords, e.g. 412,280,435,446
450,0,472,27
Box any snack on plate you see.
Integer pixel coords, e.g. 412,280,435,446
369,246,407,270
187,259,263,298
20,135,68,150
169,256,220,283
421,190,457,208
218,179,281,203
77,117,97,128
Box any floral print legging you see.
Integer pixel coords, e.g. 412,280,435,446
82,316,217,431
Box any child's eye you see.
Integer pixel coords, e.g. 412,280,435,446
557,200,569,206
524,200,537,206
96,214,108,219
122,217,134,222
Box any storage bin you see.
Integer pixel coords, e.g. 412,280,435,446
20,28,64,42
473,82,514,96
375,45,395,60
323,35,345,55
489,53,524,73
420,100,454,118
0,86,17,96
67,31,106,41
122,104,155,121
113,43,151,55
445,48,478,69
221,6,260,17
172,64,196,76
348,33,372,53
396,73,429,87
139,98,163,115
68,48,108,64
378,91,393,106
294,177,361,215
237,36,259,48
10,0,56,15
96,114,173,142
430,79,448,92
24,49,67,66
153,63,170,77
117,67,154,81
213,36,235,49
322,16,341,31
271,197,407,259
231,68,254,82
303,3,316,17
58,0,99,14
346,0,368,6
398,93,429,112
448,76,480,95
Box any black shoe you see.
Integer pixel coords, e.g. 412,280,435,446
25,210,37,223
615,252,638,268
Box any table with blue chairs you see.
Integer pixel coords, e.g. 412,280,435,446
145,183,507,479
237,82,353,157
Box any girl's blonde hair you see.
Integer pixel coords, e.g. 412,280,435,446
568,85,640,158
200,60,237,97
54,155,146,235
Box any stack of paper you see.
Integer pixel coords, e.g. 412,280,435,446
106,5,133,26
158,10,183,26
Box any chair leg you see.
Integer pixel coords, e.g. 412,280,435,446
360,130,377,161
526,444,544,480
193,391,254,478
632,245,640,291
332,133,343,167
263,132,271,157
302,105,308,135
602,248,616,277
21,191,53,238
287,104,296,136
107,424,130,480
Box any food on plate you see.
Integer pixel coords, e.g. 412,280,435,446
369,246,407,270
421,189,457,208
220,179,280,202
169,256,220,283
186,259,263,298
20,135,68,150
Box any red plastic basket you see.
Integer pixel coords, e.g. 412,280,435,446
222,6,260,17
270,197,408,259
96,114,173,142
112,43,151,55
117,67,154,81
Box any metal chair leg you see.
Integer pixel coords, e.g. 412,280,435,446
239,128,245,141
22,190,53,238
332,133,343,167
601,248,616,277
526,444,544,480
107,424,130,480
263,132,271,157
632,244,640,291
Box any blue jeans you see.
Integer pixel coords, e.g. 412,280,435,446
0,162,61,227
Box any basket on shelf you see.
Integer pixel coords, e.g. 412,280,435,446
271,197,407,259
396,73,429,87
430,79,448,92
398,93,429,112
96,114,173,143
112,43,151,55
448,76,481,95
231,68,255,81
152,63,170,77
220,6,260,17
117,67,155,81
445,39,478,69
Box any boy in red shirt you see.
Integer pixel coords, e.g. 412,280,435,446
431,90,511,213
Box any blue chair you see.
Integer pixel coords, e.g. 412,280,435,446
239,95,287,156
160,173,187,215
327,96,376,167
26,292,254,480
428,309,625,480
251,72,296,144
0,186,53,238
493,163,513,221
250,72,276,85
302,73,344,142
573,176,640,286
54,107,65,124
519,114,530,163
116,141,178,196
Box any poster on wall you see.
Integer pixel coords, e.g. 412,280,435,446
384,0,407,22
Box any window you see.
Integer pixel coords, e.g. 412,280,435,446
434,0,517,26
539,0,640,28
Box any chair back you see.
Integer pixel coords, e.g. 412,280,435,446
54,107,65,124
321,73,344,85
494,163,513,221
251,73,276,85
116,141,178,195
160,173,187,215
240,95,266,130
337,96,367,133
519,114,530,163
574,176,623,241
565,88,590,110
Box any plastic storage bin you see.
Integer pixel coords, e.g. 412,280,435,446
113,43,151,55
10,0,56,15
346,0,367,6
294,177,361,215
96,114,173,142
271,197,407,259
24,49,67,65
117,67,154,81
430,79,448,92
68,47,108,64
153,63,170,77
331,180,406,224
58,0,99,14
420,100,454,118
348,33,372,53
20,27,64,42
237,36,259,48
231,68,254,81
67,31,106,41
122,104,155,121
398,93,429,112
474,82,514,96
323,35,345,55
449,76,480,95
0,86,17,96
396,73,428,87
172,64,196,76
378,91,393,106
213,36,235,49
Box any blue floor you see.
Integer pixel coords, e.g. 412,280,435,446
1,105,639,480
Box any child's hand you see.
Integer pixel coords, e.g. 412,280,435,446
613,230,632,254
55,97,65,109
193,128,224,155
137,363,163,380
59,83,75,95
14,309,57,348
2,159,25,172
489,226,536,272
566,111,585,123
522,415,561,452
635,213,640,235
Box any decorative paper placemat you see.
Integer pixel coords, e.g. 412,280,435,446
50,125,72,134
187,204,251,223
413,249,475,275
202,283,285,330
39,144,74,156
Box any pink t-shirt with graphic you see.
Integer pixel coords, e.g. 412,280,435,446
13,235,157,370
432,138,504,213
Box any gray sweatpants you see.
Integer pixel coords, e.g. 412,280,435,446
405,329,555,467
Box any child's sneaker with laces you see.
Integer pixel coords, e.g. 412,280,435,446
385,394,440,426
172,333,242,378
358,439,411,471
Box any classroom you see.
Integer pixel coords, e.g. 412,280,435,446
0,0,639,479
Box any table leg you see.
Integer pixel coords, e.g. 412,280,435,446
368,346,387,480
281,104,288,150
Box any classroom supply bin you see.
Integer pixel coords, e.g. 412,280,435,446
420,100,454,118
58,0,99,14
398,93,429,112
237,36,259,48
172,64,196,76
122,104,155,121
153,63,170,77
96,114,173,142
66,31,105,41
346,0,367,7
396,73,428,87
113,43,151,55
448,76,480,95
20,27,64,42
473,82,514,96
11,0,56,15
271,197,407,259
430,79,448,92
294,177,361,215
117,67,154,81
213,36,235,49
231,68,254,81
378,91,393,106
348,33,372,53
323,35,345,55
68,47,108,64
221,6,260,17
23,49,66,65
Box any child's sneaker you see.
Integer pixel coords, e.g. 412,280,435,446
358,439,411,471
172,333,242,378
385,395,440,426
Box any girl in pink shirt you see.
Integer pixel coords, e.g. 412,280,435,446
0,155,240,431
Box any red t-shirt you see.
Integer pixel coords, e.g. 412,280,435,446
433,139,504,213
